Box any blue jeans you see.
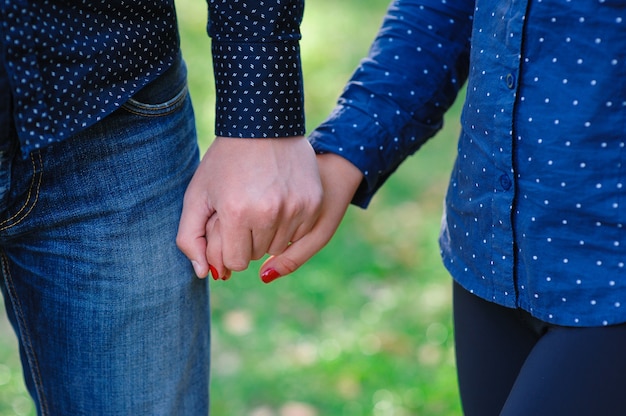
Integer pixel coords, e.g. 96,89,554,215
0,56,210,415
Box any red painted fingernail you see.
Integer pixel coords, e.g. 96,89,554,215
261,268,281,284
209,264,219,281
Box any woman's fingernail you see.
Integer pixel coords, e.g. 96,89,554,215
261,268,281,284
209,264,219,281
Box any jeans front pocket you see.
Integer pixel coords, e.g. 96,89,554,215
121,54,189,117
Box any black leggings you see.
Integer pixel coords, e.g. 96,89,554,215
453,282,626,416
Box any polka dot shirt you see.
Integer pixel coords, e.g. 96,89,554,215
209,0,305,138
310,0,626,327
0,0,305,157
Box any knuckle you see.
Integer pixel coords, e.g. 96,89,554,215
267,243,289,257
280,255,301,275
256,197,281,220
175,234,188,252
222,202,246,222
251,251,265,261
295,191,323,215
224,198,280,225
224,259,249,272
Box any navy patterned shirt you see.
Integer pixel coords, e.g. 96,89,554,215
310,0,626,327
0,0,305,157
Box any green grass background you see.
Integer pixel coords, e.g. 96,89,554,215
0,0,464,414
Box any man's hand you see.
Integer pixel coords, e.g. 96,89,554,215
176,136,323,279
259,152,364,283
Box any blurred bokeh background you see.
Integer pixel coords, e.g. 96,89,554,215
0,0,465,414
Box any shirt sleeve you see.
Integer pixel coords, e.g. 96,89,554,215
207,0,305,138
309,0,474,207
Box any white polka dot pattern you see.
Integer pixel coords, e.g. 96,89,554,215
311,0,626,327
1,0,179,156
208,0,305,137
212,42,304,138
0,0,306,156
311,0,472,204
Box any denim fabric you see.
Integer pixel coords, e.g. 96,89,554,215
0,56,209,415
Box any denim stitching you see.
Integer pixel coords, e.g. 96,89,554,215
0,252,49,415
121,84,188,117
0,152,42,231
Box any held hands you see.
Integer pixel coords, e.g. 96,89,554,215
259,152,363,282
176,136,323,279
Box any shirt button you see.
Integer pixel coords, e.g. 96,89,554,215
499,174,512,190
505,73,516,89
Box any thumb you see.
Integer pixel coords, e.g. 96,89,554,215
176,203,214,279
176,231,209,278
